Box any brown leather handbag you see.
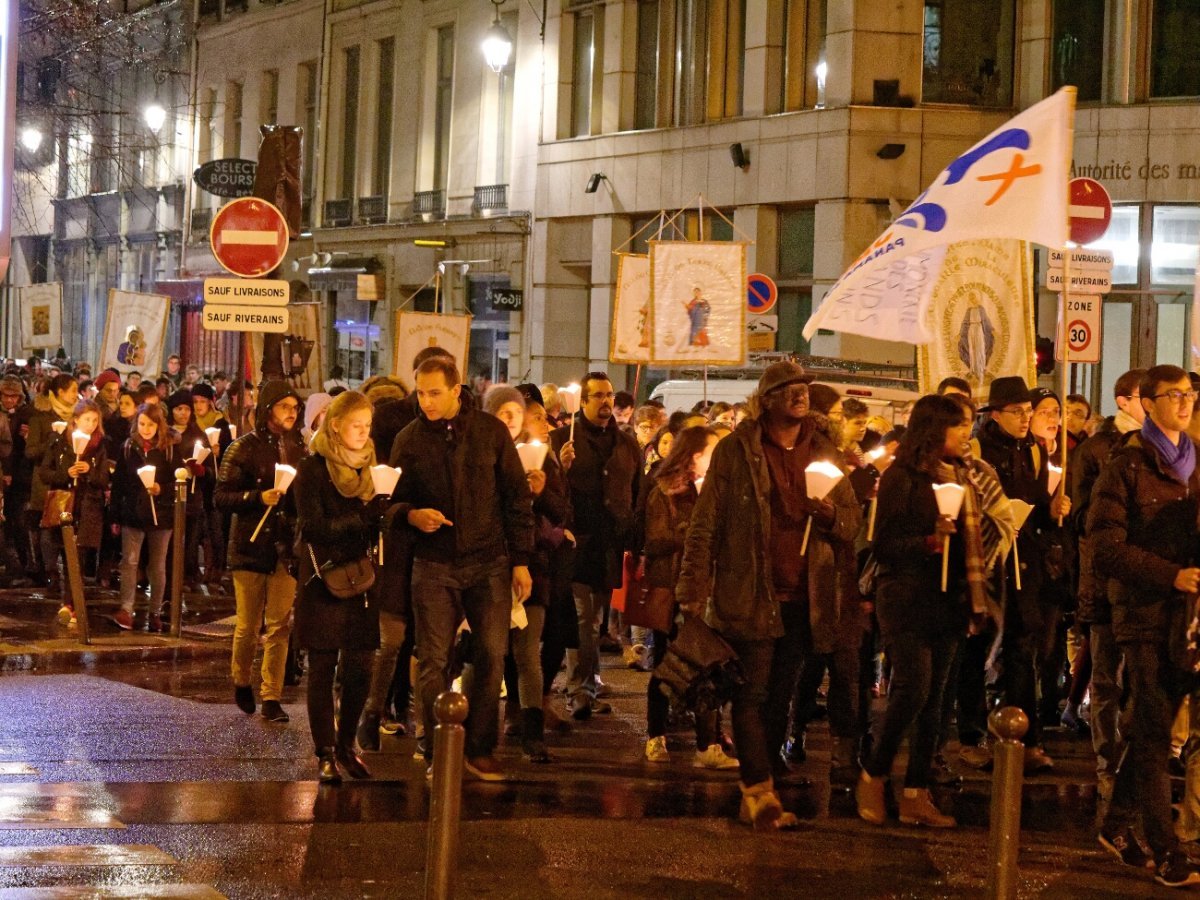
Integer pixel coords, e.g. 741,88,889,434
623,577,676,633
40,490,75,529
307,544,376,599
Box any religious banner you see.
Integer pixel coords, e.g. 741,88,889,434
100,289,170,375
609,253,651,364
250,293,324,397
917,239,1036,395
392,311,472,388
649,241,746,366
18,283,62,350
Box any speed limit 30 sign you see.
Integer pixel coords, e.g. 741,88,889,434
1056,295,1102,364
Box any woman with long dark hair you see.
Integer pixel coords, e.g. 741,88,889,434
642,425,738,768
856,394,1013,828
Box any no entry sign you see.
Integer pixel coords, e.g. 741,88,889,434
210,198,289,278
1067,178,1112,246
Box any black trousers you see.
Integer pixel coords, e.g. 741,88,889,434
306,648,373,754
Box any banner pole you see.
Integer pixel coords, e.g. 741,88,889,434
1058,248,1071,525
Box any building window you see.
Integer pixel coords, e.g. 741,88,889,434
341,46,360,199
1151,206,1200,286
1051,0,1103,102
66,131,92,197
922,0,1015,107
782,0,825,111
571,8,597,136
224,81,243,157
300,62,318,221
777,207,816,354
434,25,454,191
634,0,659,129
1083,205,1139,285
374,38,394,199
261,69,279,125
495,12,517,182
674,0,706,126
1151,0,1200,98
706,0,744,120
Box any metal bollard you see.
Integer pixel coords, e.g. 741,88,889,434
169,469,188,638
59,512,90,645
986,706,1030,900
425,690,469,900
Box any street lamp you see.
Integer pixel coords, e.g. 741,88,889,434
19,127,42,153
143,103,167,134
482,0,512,73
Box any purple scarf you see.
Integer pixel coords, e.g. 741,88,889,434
1142,416,1196,485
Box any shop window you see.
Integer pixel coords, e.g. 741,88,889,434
1151,0,1200,98
779,208,815,278
922,0,1015,107
1083,205,1139,286
1052,0,1104,102
1151,206,1200,287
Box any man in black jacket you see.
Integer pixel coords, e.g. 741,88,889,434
549,371,641,720
975,376,1069,771
391,357,534,780
1089,365,1200,887
215,379,306,724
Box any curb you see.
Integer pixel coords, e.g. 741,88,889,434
0,637,231,674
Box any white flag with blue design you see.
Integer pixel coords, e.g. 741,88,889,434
803,88,1075,343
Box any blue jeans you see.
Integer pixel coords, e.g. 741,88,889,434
566,584,610,702
411,558,511,760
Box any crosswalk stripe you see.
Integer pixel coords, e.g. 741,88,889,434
0,845,175,866
0,885,225,898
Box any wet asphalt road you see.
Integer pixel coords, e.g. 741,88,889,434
0,605,1191,898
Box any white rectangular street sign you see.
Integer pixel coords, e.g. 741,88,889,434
203,277,289,306
1048,248,1114,270
202,304,290,333
1055,295,1102,364
1045,269,1111,294
747,314,778,334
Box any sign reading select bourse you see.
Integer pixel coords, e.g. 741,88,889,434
194,158,258,199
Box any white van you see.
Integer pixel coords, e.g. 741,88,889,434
648,378,918,426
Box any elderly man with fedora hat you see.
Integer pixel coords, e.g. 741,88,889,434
677,361,861,830
973,375,1071,771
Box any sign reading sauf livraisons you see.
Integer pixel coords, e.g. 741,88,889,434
193,158,258,198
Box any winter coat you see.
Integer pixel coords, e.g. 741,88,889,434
872,462,970,637
390,403,534,570
676,416,861,646
293,453,386,652
214,381,307,574
643,479,698,590
36,433,110,548
528,452,571,608
549,413,642,589
8,402,35,497
112,438,181,531
1088,433,1200,645
173,424,215,517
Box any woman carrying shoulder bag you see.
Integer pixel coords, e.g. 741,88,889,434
294,390,392,785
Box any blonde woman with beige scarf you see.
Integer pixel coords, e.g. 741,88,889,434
294,390,393,785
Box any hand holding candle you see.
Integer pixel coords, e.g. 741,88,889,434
138,464,159,527
205,427,222,457
51,420,67,435
932,483,966,592
560,384,582,442
370,464,402,496
250,464,298,542
1008,499,1034,591
865,447,889,541
516,440,549,473
800,461,844,555
70,430,90,487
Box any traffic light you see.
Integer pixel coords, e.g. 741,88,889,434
1035,336,1055,375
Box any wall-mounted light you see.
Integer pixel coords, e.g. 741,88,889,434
729,142,749,170
584,172,606,194
482,0,513,73
876,143,906,160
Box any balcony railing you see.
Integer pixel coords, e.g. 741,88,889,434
358,195,387,224
473,184,508,214
413,189,446,219
323,198,352,227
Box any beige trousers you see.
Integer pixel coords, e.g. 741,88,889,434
231,562,296,702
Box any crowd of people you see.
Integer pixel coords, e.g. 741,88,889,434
9,344,1200,888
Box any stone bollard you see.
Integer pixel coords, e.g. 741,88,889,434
986,706,1029,900
425,690,469,900
170,468,188,638
59,512,90,645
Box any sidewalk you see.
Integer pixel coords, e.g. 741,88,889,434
0,585,235,673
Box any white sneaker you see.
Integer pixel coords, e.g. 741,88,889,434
694,744,740,770
622,645,645,668
645,736,670,763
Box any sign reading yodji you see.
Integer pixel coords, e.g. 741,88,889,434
193,158,258,198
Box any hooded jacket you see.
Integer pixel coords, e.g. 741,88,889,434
214,380,307,573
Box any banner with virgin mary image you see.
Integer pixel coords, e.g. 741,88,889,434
649,241,746,366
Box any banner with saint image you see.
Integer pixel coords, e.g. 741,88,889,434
609,253,651,364
392,311,472,388
649,241,746,366
19,283,62,350
100,289,171,375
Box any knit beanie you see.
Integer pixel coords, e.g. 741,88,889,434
93,370,121,391
166,389,194,411
483,384,526,416
191,382,216,401
515,383,545,409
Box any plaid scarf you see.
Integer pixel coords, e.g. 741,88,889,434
934,454,1014,625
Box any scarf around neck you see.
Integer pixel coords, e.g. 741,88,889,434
1142,416,1196,485
49,392,74,421
1114,407,1142,435
310,427,377,500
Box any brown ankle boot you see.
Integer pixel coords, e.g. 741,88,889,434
856,772,887,825
898,788,956,828
738,778,799,831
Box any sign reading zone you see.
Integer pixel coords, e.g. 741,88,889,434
1055,295,1101,364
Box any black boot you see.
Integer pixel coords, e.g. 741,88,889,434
317,748,342,785
356,711,381,752
521,707,552,763
335,744,372,779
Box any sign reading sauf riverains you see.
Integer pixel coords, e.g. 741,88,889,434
205,197,291,332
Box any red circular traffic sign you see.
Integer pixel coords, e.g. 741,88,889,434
1067,319,1092,353
210,198,289,278
1068,178,1112,246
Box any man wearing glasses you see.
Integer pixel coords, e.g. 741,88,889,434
975,376,1070,772
1088,365,1200,887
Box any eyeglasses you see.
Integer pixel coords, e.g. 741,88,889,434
586,392,617,402
1000,406,1033,419
1151,390,1199,405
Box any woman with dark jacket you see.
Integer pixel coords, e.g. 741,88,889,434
857,394,1013,828
294,390,391,785
167,390,216,585
112,403,184,631
642,425,737,770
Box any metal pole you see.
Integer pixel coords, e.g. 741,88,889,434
986,706,1030,900
169,468,188,638
60,513,90,646
425,690,469,900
